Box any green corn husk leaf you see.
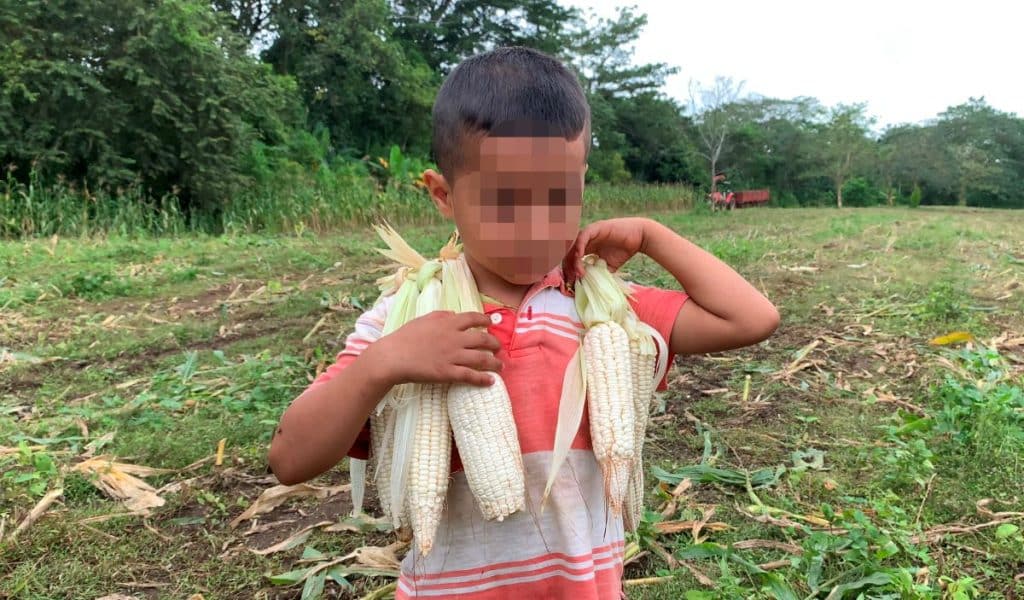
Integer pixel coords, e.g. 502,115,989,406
349,458,366,516
416,260,442,290
456,254,484,313
575,255,632,327
651,464,784,489
382,276,419,336
440,258,463,313
543,343,587,509
389,397,419,529
415,278,443,318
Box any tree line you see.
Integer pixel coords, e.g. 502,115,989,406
2,0,1021,223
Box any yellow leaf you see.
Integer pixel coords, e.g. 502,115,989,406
928,331,974,346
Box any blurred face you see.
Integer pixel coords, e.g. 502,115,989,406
445,133,587,285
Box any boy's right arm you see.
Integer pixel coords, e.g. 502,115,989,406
268,310,502,486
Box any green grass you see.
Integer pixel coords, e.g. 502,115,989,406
2,204,1024,598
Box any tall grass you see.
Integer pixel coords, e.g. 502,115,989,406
1,170,699,239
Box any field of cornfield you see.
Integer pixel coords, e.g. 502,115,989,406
2,204,1023,598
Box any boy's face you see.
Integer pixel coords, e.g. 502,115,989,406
431,133,587,285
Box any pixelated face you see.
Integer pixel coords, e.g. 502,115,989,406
448,133,586,285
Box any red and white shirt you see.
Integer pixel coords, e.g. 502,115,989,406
309,266,689,599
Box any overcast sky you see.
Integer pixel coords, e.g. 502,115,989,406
565,0,1023,127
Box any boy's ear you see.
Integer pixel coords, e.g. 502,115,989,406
422,169,454,219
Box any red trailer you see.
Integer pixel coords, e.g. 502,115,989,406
733,189,770,207
708,188,770,210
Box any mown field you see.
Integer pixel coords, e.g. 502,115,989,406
2,205,1023,599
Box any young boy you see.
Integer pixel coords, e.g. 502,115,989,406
268,46,779,599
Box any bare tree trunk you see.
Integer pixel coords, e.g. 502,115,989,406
709,161,717,194
836,179,844,208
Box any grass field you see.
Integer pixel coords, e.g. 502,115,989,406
2,205,1023,599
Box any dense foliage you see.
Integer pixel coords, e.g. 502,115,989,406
1,0,1021,236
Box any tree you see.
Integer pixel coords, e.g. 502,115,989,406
718,96,823,203
210,0,276,48
389,0,577,74
879,123,954,205
817,103,874,208
937,98,1015,207
563,7,677,99
0,0,303,213
263,0,437,156
557,6,684,184
689,77,745,194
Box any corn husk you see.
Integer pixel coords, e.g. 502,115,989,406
542,344,587,508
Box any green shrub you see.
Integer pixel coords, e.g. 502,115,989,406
909,183,922,208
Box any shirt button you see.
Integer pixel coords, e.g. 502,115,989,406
490,313,503,325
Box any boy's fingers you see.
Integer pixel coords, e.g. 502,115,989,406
449,366,495,387
465,330,502,353
453,312,494,330
455,350,504,373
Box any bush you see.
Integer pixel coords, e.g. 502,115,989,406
842,177,886,207
909,183,922,208
586,148,632,184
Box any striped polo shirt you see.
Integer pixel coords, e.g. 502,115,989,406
310,265,689,599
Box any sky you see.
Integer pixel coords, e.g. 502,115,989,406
565,0,1023,127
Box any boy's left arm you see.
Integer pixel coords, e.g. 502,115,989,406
642,220,779,355
564,217,780,355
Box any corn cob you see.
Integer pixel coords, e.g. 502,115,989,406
406,381,451,555
583,320,636,515
398,272,454,555
443,255,526,521
370,402,407,528
371,225,529,547
448,375,526,520
623,330,656,532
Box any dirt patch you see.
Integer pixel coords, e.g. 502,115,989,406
102,315,310,375
0,371,45,400
155,467,371,554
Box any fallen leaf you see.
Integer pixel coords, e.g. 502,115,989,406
215,438,226,466
732,539,803,555
230,483,350,528
354,541,408,570
929,331,975,346
250,520,333,555
72,456,174,515
10,487,64,541
653,520,730,535
324,513,392,533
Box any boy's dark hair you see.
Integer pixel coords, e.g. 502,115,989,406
432,46,591,181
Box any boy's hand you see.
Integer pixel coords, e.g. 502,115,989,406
371,311,503,388
562,217,654,282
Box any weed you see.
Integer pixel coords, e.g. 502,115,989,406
916,276,968,323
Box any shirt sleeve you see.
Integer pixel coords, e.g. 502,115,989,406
306,293,394,460
626,283,689,391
